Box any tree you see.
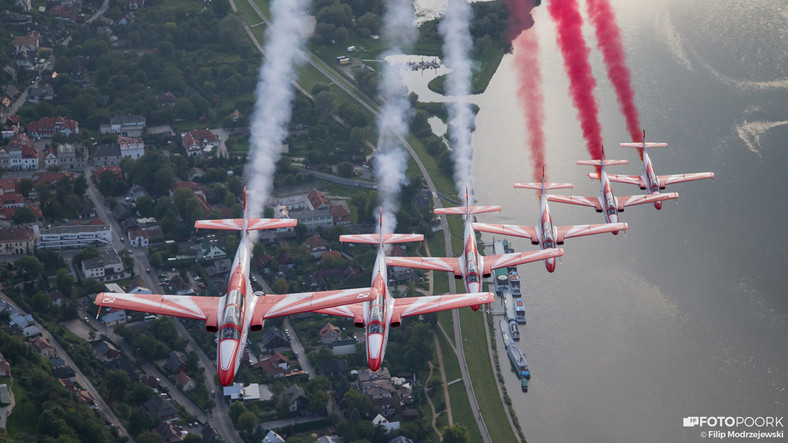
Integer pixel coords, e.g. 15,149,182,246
237,410,257,434
442,424,470,443
14,256,44,281
308,390,329,414
56,268,75,296
338,161,354,178
12,207,36,224
343,389,373,418
229,401,247,424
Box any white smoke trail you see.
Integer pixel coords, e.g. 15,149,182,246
374,0,417,234
439,0,476,203
246,0,311,221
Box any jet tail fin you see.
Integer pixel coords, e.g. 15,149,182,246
514,182,573,191
194,187,297,232
435,205,501,215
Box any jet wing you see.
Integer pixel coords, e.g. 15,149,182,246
392,292,495,320
620,142,667,148
658,172,715,186
617,192,679,209
557,223,628,242
312,303,365,320
254,287,373,319
483,248,564,275
588,172,644,188
95,292,218,321
385,256,461,274
546,194,602,211
472,223,537,241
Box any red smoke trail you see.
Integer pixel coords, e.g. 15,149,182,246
586,0,642,144
506,0,543,183
547,0,604,161
514,32,545,183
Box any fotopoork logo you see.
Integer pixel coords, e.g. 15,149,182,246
682,416,783,428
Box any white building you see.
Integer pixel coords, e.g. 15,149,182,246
36,224,112,249
118,136,145,159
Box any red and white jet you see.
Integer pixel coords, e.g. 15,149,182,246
472,174,628,272
588,129,715,209
546,155,679,229
314,221,495,371
386,191,564,295
95,193,373,386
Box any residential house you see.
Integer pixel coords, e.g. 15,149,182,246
262,430,286,443
100,309,126,326
253,359,285,378
80,249,123,279
181,129,219,156
30,336,55,358
278,384,308,412
229,109,243,122
166,351,188,374
305,235,328,259
118,135,144,159
306,188,329,210
35,223,109,249
157,91,176,107
372,414,400,433
331,202,351,225
142,396,179,422
153,422,182,443
261,327,289,351
11,32,38,54
92,143,121,167
358,368,399,417
53,143,88,170
0,226,34,254
176,371,195,392
165,275,194,295
319,359,349,377
94,340,121,361
319,323,342,345
26,85,54,103
5,133,38,170
95,165,122,180
27,116,79,138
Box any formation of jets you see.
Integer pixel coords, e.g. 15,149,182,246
93,131,713,384
386,193,564,293
471,174,627,272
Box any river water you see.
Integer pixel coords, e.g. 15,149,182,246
407,0,788,441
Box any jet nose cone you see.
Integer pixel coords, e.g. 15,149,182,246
546,258,556,273
367,333,385,370
655,201,662,210
218,368,234,386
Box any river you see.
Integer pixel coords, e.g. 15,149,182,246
407,0,788,441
